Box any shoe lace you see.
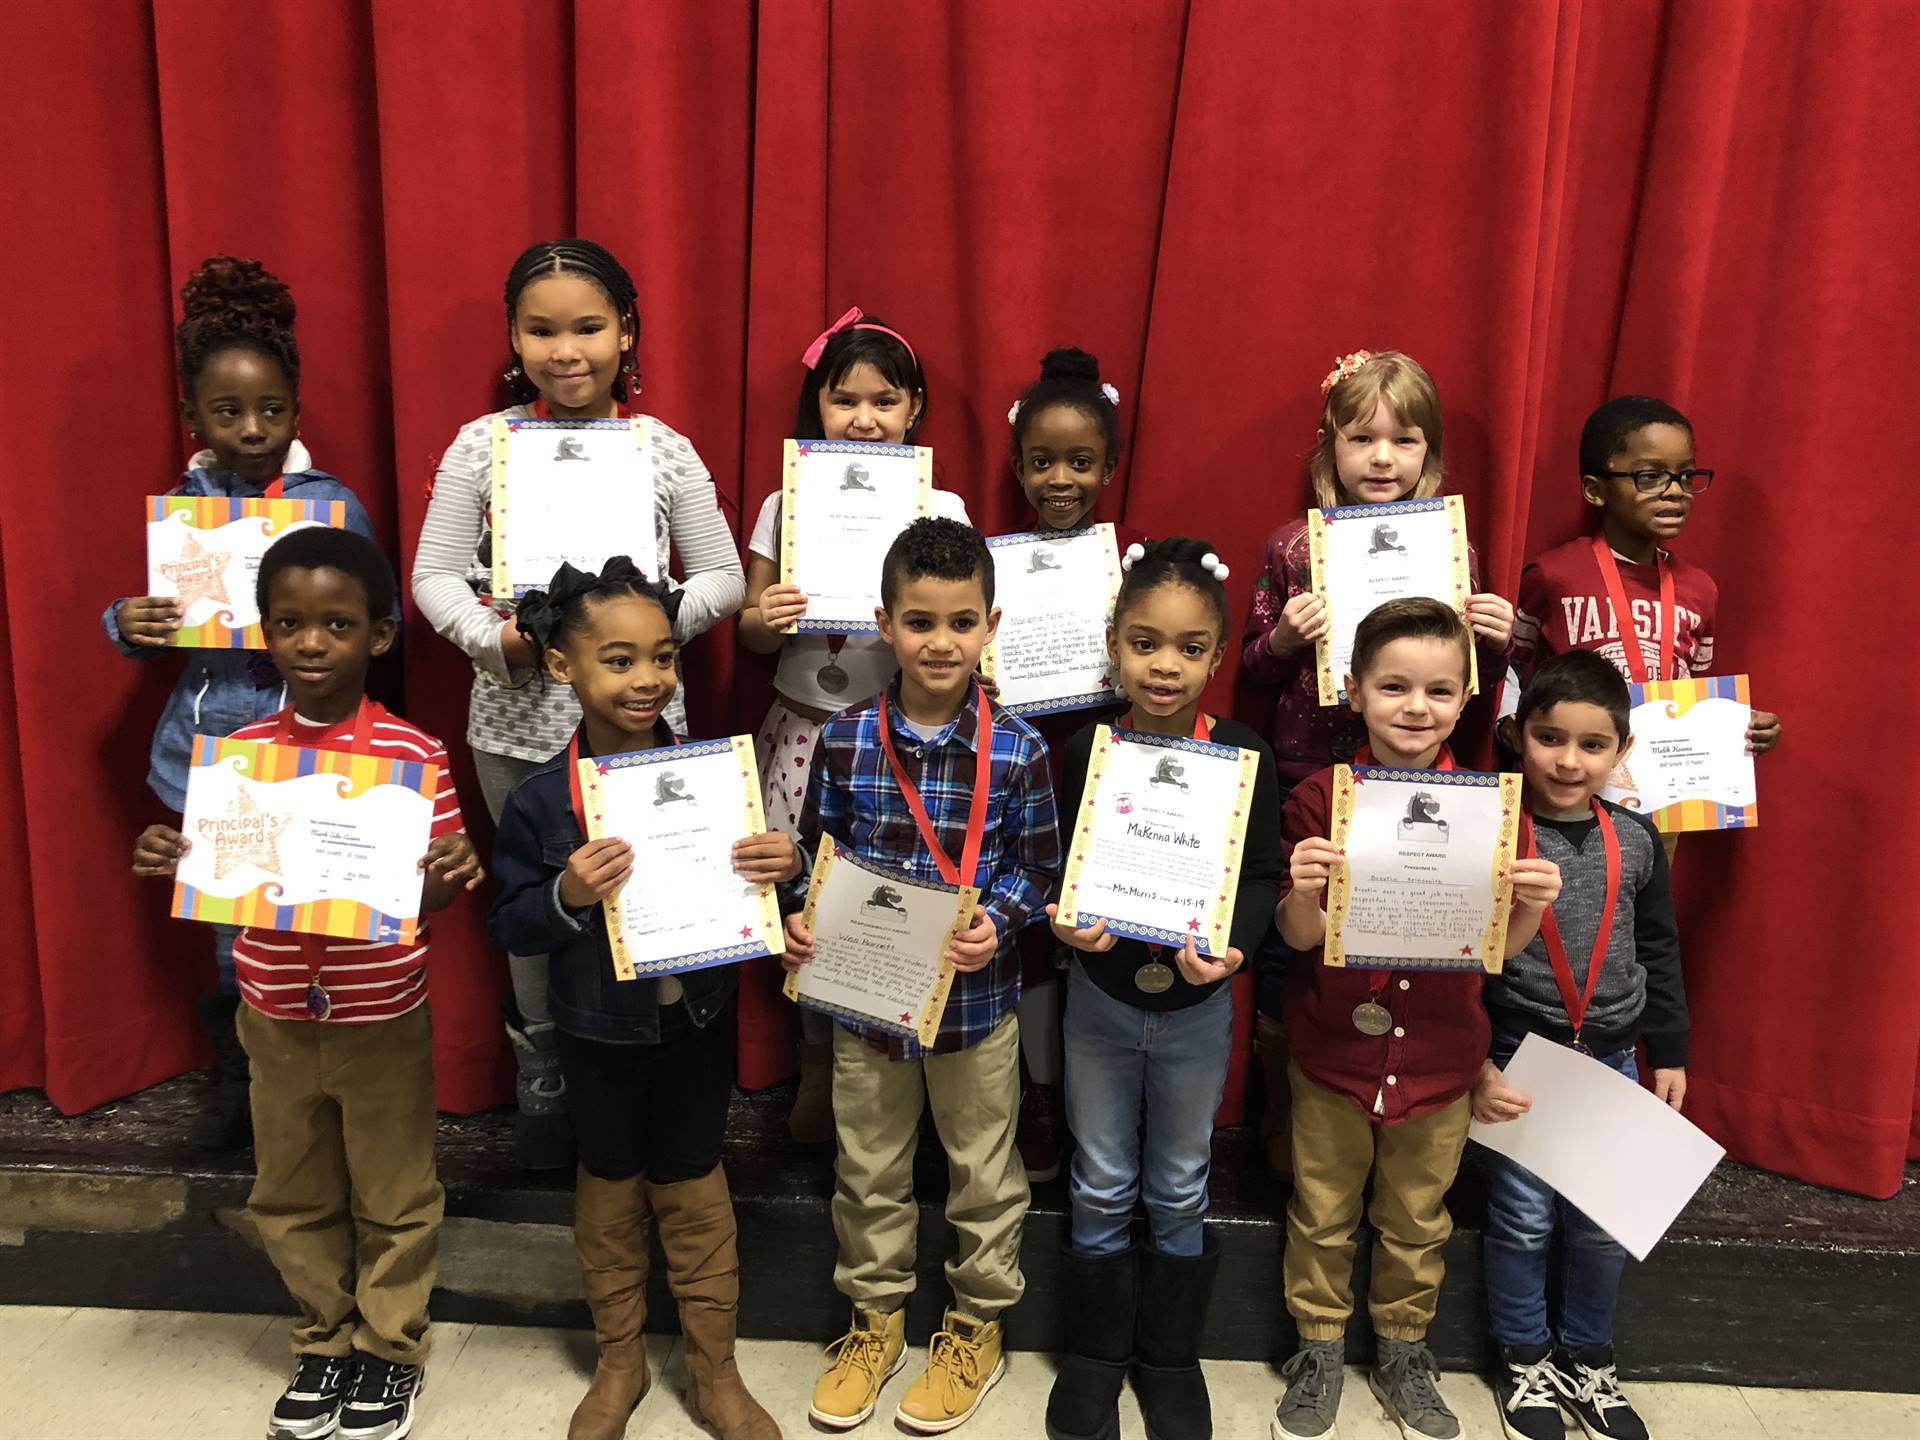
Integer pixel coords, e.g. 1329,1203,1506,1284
1504,1356,1561,1413
1568,1357,1630,1416
1379,1342,1450,1419
347,1357,410,1406
289,1353,349,1396
825,1326,892,1383
1278,1344,1337,1407
925,1328,983,1400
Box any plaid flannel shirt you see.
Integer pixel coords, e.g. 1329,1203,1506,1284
786,682,1062,1060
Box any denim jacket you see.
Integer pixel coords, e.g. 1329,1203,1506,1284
486,724,738,1045
104,448,376,810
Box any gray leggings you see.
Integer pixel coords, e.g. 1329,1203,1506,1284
473,747,553,1027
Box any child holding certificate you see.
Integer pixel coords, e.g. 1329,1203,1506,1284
1513,395,1782,761
1238,349,1516,1179
1472,652,1686,1440
106,254,379,1151
411,238,745,1170
487,557,797,1440
1043,537,1284,1440
778,518,1061,1435
1268,599,1559,1440
736,308,973,1144
132,529,483,1440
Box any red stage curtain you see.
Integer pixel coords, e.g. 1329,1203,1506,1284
4,1,1914,1197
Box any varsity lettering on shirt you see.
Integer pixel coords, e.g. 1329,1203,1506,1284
228,703,465,1024
1514,537,1718,683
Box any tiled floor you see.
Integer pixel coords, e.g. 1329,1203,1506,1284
1,1305,1913,1439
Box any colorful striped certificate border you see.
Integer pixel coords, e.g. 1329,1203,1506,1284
1308,495,1477,704
778,439,932,634
171,734,437,945
489,415,659,597
575,735,785,980
1324,763,1521,974
979,524,1124,717
1602,674,1758,833
146,495,344,649
1056,725,1259,959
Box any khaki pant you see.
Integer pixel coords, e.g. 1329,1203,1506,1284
830,1014,1028,1320
239,1003,444,1364
1283,1060,1470,1342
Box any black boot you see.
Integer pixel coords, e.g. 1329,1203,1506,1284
191,993,252,1151
1045,1246,1136,1440
504,999,575,1172
1132,1232,1220,1440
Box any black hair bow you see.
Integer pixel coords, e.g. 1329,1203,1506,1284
513,555,682,655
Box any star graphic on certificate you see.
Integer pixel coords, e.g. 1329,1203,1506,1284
197,788,294,880
157,533,233,611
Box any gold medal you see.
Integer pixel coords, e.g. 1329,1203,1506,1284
1134,962,1176,995
1351,1001,1392,1036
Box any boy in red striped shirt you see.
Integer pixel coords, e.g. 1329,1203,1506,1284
135,528,482,1440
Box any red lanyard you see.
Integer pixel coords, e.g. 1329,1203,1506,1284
1520,801,1621,1043
1590,535,1674,684
531,396,630,421
263,474,284,499
1118,710,1213,741
875,686,993,888
1354,743,1455,1001
275,695,376,754
565,726,679,834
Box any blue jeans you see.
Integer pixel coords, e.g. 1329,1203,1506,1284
1063,961,1232,1256
1480,1026,1634,1348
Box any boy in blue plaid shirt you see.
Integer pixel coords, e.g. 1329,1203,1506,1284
781,517,1062,1433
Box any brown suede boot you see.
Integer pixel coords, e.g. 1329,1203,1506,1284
1255,1012,1294,1179
647,1166,781,1440
570,1168,653,1440
787,1039,834,1145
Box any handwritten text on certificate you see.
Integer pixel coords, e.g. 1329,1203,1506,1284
489,416,660,597
1601,675,1758,833
779,439,932,634
980,526,1123,716
1324,764,1520,973
147,496,343,649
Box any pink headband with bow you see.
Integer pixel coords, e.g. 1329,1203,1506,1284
801,305,919,371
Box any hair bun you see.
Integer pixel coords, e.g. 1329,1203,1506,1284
179,255,296,329
1037,346,1101,383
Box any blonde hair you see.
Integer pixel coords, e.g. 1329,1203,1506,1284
1307,349,1446,508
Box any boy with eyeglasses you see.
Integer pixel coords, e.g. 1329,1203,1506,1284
1514,396,1781,758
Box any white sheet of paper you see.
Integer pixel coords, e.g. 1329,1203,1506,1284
1469,1033,1724,1260
146,506,328,635
1316,497,1472,702
1327,766,1516,969
493,418,659,596
781,440,930,633
792,841,975,1042
982,526,1121,715
176,745,432,930
583,737,783,977
1056,728,1254,957
1601,685,1756,819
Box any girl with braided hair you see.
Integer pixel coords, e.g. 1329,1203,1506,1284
104,254,378,1151
411,239,745,1170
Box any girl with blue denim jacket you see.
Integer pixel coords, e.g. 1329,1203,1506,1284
103,256,376,1150
1043,538,1285,1440
487,558,796,1440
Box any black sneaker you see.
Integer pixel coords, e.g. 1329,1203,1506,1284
337,1352,424,1440
1496,1344,1566,1440
268,1352,352,1440
1551,1346,1648,1440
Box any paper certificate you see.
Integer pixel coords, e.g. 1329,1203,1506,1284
489,416,660,597
1601,675,1757,833
979,526,1124,716
1470,1033,1724,1260
147,496,345,648
1308,496,1476,704
575,735,786,979
778,438,933,634
1055,725,1259,958
784,836,978,1046
1323,764,1521,973
171,734,437,944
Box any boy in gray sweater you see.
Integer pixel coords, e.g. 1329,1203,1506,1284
1473,652,1687,1440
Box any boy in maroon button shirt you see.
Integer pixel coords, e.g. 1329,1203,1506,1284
1267,599,1561,1440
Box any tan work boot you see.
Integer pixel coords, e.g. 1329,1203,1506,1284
1255,1012,1294,1179
569,1168,652,1440
810,1305,907,1430
646,1166,780,1440
895,1311,1005,1433
788,1039,834,1145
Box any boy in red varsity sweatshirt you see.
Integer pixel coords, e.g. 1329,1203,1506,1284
1513,396,1781,756
1268,599,1561,1440
135,529,483,1440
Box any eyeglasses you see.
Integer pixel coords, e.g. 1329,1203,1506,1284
1598,467,1715,495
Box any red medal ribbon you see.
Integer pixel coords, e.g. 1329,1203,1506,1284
531,396,631,421
1520,800,1621,1044
263,474,284,499
875,685,992,888
1590,534,1675,685
1117,710,1213,742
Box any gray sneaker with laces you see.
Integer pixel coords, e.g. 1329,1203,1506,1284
1370,1337,1461,1440
1272,1337,1345,1439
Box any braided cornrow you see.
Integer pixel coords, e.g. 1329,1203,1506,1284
503,238,643,404
176,255,300,397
